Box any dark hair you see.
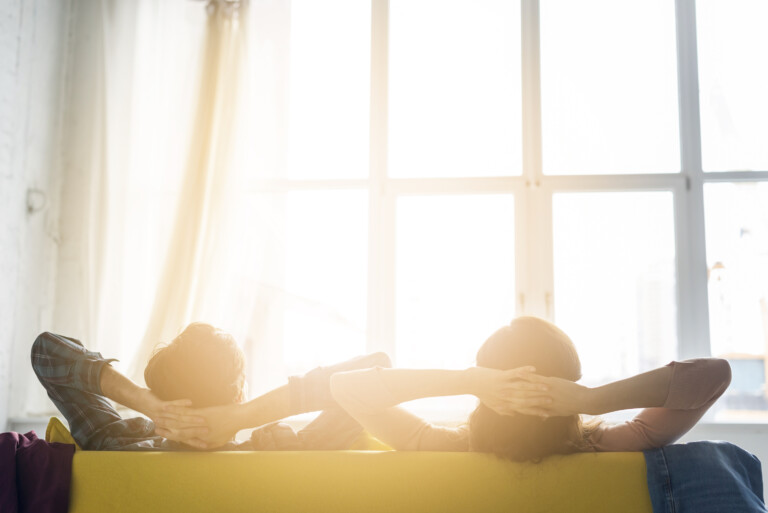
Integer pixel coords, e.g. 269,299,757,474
468,316,600,461
144,322,245,408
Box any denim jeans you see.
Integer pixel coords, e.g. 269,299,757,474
644,441,767,513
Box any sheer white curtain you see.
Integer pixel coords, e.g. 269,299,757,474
52,0,207,370
25,0,293,417
127,1,251,382
20,0,366,419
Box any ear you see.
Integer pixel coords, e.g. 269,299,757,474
236,380,248,403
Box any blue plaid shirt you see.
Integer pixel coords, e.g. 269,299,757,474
31,332,363,451
30,332,233,450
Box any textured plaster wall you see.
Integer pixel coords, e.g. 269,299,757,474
0,0,71,430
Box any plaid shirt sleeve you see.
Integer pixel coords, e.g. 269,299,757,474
30,332,249,451
31,332,124,449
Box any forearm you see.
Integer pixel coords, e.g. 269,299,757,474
585,366,674,415
230,385,293,431
591,359,732,451
330,367,472,451
331,367,475,413
377,368,476,403
584,358,731,415
231,353,392,431
99,364,151,414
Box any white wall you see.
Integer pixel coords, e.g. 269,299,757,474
0,0,71,431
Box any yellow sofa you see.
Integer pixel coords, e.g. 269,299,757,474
46,418,653,513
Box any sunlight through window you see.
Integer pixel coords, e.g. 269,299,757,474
287,0,371,179
553,192,677,386
697,0,768,172
389,0,522,177
540,0,680,174
705,183,768,418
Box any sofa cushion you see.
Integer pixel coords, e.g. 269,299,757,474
46,417,80,450
48,418,652,512
67,450,652,513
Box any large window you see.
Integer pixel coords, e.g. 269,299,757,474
240,0,768,420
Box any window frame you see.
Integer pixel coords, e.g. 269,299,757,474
249,0,768,386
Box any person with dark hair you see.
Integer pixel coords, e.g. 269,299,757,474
324,316,732,460
31,323,389,451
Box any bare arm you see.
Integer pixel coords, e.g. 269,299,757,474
597,358,732,450
155,386,295,449
330,366,548,451
159,353,392,448
99,364,208,440
521,365,676,417
162,370,475,450
353,368,476,404
99,364,169,417
587,366,674,414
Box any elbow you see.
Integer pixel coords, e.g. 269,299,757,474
31,332,53,375
329,372,352,408
369,352,392,369
332,352,390,404
709,358,732,398
331,367,390,415
663,358,733,411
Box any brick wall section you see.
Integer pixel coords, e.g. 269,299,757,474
0,0,71,430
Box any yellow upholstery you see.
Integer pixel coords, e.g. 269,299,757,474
46,419,653,513
46,417,80,449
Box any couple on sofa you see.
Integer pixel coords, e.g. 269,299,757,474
32,317,731,458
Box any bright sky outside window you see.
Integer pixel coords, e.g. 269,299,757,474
552,192,678,388
282,190,369,372
540,0,680,174
395,194,516,369
705,183,768,417
395,194,516,418
697,0,768,172
389,0,522,178
287,0,371,179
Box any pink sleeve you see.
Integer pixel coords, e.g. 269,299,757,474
591,358,732,452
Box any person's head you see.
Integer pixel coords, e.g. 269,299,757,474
468,316,598,461
144,322,246,408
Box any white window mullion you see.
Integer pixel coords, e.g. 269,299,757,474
700,171,768,183
521,0,551,319
514,185,531,317
532,184,555,322
675,0,711,359
367,0,395,358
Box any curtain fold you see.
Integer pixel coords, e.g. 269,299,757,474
128,1,248,383
34,0,290,418
52,0,136,356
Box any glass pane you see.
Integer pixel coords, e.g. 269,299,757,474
287,0,371,179
697,1,768,171
540,1,680,174
389,0,522,178
396,195,516,369
705,183,768,417
236,191,367,393
553,192,677,390
282,191,369,370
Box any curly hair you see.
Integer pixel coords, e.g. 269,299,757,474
144,322,246,408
